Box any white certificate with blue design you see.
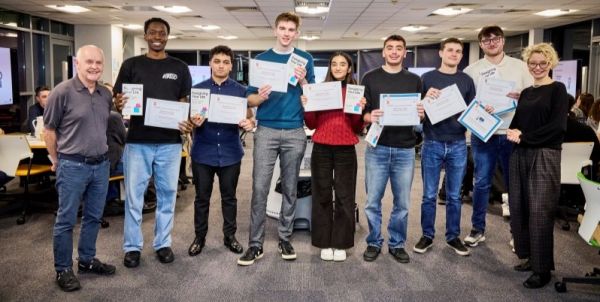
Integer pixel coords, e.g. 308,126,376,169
458,101,502,143
144,98,190,130
303,81,343,112
477,77,516,115
379,93,421,126
249,59,288,93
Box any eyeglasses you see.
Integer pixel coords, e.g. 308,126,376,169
527,61,550,69
480,36,503,45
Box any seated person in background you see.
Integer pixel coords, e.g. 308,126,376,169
564,95,600,179
571,93,594,124
106,110,126,201
585,99,600,131
27,86,50,134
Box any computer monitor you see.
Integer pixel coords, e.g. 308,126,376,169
188,65,211,86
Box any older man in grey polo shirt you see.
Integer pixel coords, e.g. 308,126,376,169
44,45,116,292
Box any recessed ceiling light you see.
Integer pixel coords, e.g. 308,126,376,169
168,35,178,39
152,6,192,14
401,25,428,32
534,9,578,17
217,35,238,40
0,32,18,38
295,3,330,15
194,25,220,31
300,35,320,41
432,7,472,16
117,24,143,30
45,5,90,14
440,37,464,41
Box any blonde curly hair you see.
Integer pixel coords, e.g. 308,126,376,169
522,42,559,69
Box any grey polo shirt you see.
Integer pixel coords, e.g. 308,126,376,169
44,76,112,157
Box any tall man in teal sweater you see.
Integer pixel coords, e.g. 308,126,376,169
238,11,315,266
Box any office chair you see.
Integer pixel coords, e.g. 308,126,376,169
555,172,600,292
557,142,594,231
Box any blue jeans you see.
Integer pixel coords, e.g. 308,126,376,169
471,134,512,233
364,145,415,249
123,143,181,252
53,158,109,272
420,139,467,241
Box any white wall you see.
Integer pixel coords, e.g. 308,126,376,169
74,24,123,84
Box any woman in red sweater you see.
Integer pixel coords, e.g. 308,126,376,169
301,52,365,261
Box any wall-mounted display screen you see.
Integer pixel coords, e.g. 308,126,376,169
189,65,211,86
0,47,15,105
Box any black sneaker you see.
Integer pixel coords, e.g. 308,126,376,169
464,229,486,247
363,245,381,262
447,238,470,256
237,246,264,266
389,247,410,263
56,269,81,292
413,236,433,254
78,258,116,275
278,240,296,260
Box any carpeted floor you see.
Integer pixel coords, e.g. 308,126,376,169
0,134,599,301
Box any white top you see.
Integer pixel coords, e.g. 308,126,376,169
464,54,533,133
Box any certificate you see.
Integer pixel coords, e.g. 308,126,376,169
477,78,516,114
303,81,343,112
144,98,190,130
365,122,384,147
207,94,247,125
344,84,365,115
122,84,143,116
422,84,467,125
458,101,503,142
190,88,210,118
287,53,308,86
249,59,288,93
379,93,421,126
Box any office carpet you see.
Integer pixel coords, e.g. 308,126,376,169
0,135,599,302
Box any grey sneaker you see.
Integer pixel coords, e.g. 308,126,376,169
447,238,470,256
413,236,433,254
464,229,486,247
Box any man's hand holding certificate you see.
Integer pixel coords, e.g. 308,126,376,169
249,59,288,93
190,88,210,118
379,93,421,126
207,94,247,125
287,53,308,86
122,84,144,116
422,84,467,125
303,81,343,112
144,98,190,130
458,101,503,142
477,78,516,114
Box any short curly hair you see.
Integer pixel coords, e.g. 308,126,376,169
521,43,559,69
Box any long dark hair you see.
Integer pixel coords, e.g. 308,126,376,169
579,93,595,117
324,52,357,84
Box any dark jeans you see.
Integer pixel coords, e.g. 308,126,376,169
310,143,356,249
192,161,241,239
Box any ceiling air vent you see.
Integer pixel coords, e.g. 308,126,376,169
225,6,261,13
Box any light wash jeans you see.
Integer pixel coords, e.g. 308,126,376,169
123,143,181,252
364,145,415,249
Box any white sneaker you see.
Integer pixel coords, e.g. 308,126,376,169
320,248,334,261
509,238,515,253
501,195,510,218
333,249,346,262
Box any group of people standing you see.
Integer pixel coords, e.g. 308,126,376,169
43,11,569,293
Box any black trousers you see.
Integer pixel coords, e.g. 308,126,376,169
310,143,356,249
192,161,241,239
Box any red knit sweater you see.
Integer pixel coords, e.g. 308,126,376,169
304,86,365,145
